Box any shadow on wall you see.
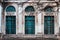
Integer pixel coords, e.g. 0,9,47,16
58,27,60,36
3,0,29,2
3,0,8,1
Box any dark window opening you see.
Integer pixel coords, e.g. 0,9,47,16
25,16,35,34
25,6,35,12
44,6,53,12
6,16,16,34
44,16,54,34
6,6,16,12
48,0,55,1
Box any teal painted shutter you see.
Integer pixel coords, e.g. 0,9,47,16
25,16,35,34
6,16,16,34
44,16,54,34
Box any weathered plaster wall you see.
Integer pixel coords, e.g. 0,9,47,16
1,2,60,35
0,4,2,33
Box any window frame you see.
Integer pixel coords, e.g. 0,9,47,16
25,6,35,12
25,16,35,34
6,6,16,12
44,16,54,34
44,6,53,12
6,16,16,34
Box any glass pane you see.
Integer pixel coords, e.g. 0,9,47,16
25,6,35,12
6,6,16,12
44,16,54,34
25,16,35,34
44,6,53,12
6,16,16,34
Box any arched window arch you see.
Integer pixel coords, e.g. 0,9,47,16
6,6,16,12
25,6,35,12
44,6,53,12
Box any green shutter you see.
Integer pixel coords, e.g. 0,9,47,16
44,16,54,34
6,16,16,34
25,16,35,34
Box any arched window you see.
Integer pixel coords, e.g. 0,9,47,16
44,6,53,12
6,6,16,12
25,6,35,12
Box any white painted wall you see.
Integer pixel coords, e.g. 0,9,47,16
37,12,42,34
59,8,60,27
18,5,23,34
0,5,2,33
58,8,60,33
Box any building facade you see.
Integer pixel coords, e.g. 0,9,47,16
0,0,60,39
